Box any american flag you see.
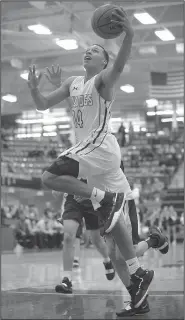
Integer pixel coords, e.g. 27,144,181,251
149,70,184,99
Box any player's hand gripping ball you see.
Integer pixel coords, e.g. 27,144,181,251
91,4,132,39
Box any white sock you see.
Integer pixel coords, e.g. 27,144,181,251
91,187,105,203
103,257,110,263
63,271,72,281
126,257,140,275
74,257,79,261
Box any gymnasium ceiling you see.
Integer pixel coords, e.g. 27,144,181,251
1,0,184,116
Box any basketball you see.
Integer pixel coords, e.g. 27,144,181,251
91,4,124,39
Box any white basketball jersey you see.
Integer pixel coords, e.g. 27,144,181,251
69,75,113,143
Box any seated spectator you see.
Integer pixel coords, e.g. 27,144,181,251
3,204,19,220
167,205,178,243
1,200,6,226
36,209,63,249
152,177,164,193
160,206,169,231
28,204,39,221
168,205,178,226
52,212,64,248
180,213,184,226
14,210,34,249
25,212,38,248
48,147,57,159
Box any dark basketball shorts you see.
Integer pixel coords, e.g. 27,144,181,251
62,194,102,231
46,157,139,242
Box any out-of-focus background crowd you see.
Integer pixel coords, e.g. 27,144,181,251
2,124,184,253
1,0,184,254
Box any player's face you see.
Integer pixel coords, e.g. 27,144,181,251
83,45,106,70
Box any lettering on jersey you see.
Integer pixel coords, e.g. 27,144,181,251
73,86,78,90
71,94,93,108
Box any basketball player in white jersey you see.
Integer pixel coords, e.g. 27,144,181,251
28,8,154,308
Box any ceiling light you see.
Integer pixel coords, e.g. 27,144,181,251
161,117,184,123
43,125,57,132
146,99,158,108
147,111,156,116
10,58,23,69
176,43,184,53
15,116,71,124
58,124,71,129
43,132,57,137
139,46,157,55
20,70,40,81
120,85,134,93
55,39,78,50
134,12,156,25
157,110,173,115
28,24,52,35
155,28,175,41
147,110,174,116
20,71,29,80
2,94,17,102
16,133,41,138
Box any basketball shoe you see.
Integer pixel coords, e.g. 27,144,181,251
55,277,73,294
116,297,150,317
147,226,169,254
131,267,154,308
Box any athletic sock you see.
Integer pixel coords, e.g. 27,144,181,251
103,257,111,263
74,257,79,262
145,237,158,248
126,257,140,275
63,271,72,282
91,187,105,203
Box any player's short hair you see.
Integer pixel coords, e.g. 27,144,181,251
93,44,109,69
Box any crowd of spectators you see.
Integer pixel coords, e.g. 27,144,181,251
1,201,64,250
1,126,184,252
141,205,184,243
120,135,184,204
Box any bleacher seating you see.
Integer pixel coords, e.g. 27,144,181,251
2,133,183,199
162,188,184,216
2,136,66,177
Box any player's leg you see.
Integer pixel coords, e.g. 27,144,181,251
127,198,169,255
55,197,83,294
105,206,150,317
105,234,150,317
83,209,115,280
89,172,154,308
105,205,169,317
73,224,82,268
42,155,126,233
91,230,115,280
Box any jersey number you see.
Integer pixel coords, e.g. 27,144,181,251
72,110,83,128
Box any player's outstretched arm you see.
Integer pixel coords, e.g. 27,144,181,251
100,8,134,87
28,65,75,111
